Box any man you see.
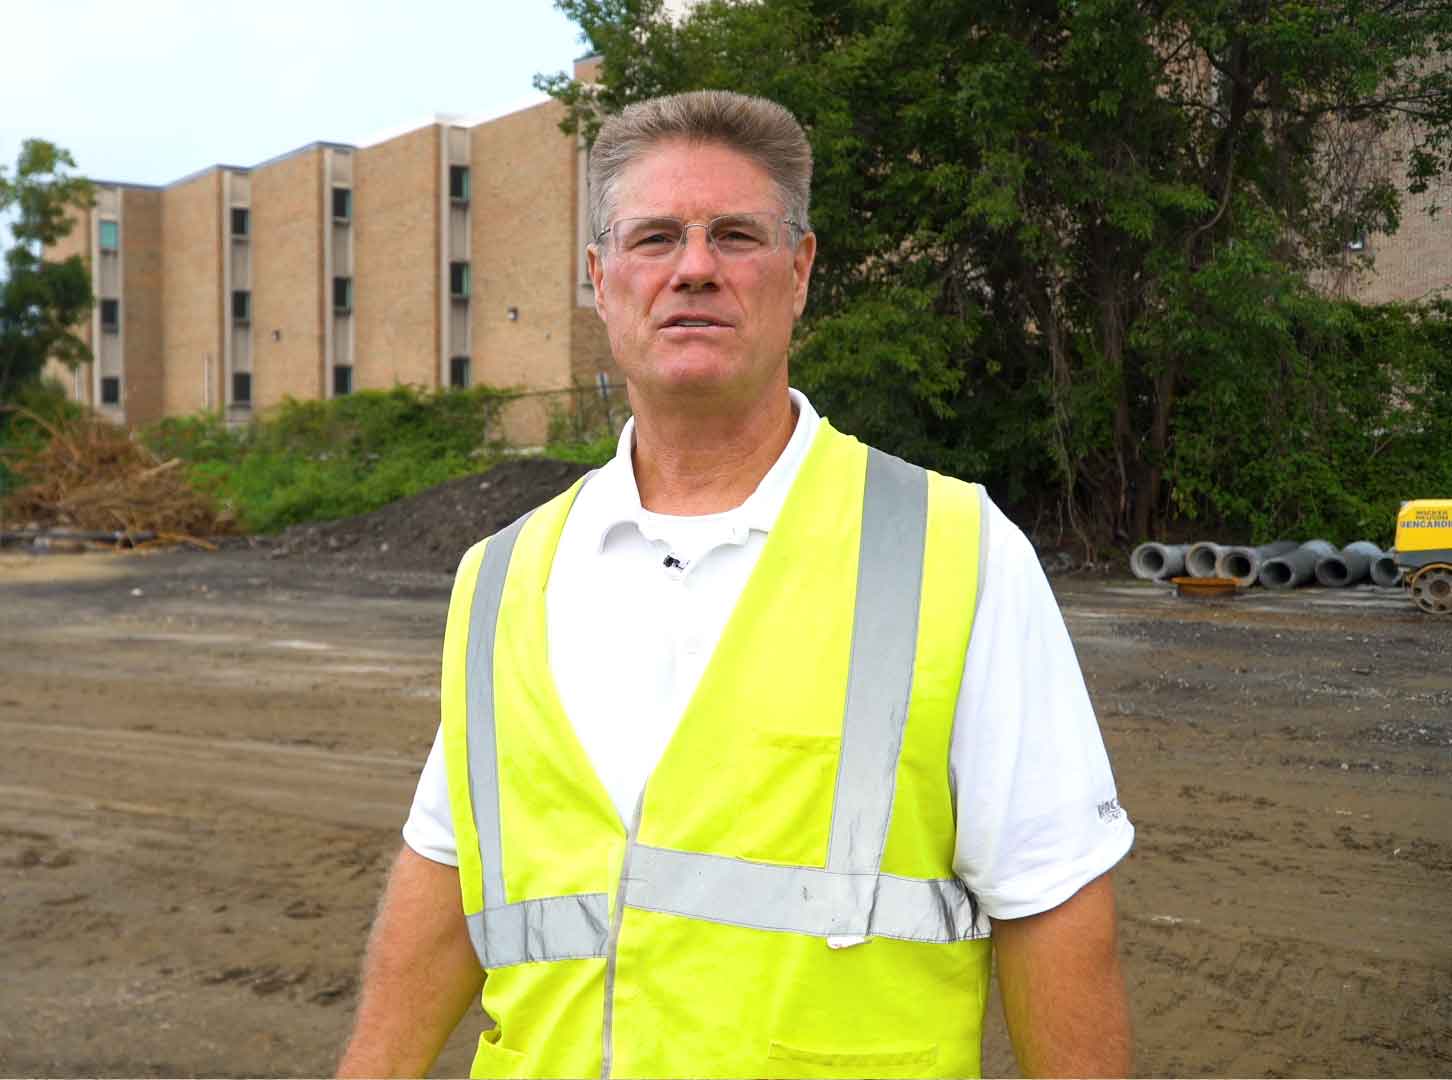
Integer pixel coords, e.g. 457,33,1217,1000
337,90,1133,1079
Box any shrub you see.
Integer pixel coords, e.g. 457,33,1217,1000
142,385,510,533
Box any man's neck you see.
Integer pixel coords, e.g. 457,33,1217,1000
629,390,796,516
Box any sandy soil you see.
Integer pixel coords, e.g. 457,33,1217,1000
1,547,1448,1077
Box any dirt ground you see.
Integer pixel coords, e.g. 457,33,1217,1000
1,541,1448,1077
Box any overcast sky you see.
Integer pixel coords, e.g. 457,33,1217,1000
1,0,588,246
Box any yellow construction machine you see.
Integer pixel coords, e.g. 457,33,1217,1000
1396,500,1452,614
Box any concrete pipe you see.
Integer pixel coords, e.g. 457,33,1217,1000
1186,542,1230,578
1217,541,1300,587
1314,541,1384,587
1259,539,1339,589
1130,542,1187,581
1370,551,1403,588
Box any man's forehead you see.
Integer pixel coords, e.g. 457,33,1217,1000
611,139,779,216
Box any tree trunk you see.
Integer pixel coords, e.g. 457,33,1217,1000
1098,267,1133,540
1135,360,1181,540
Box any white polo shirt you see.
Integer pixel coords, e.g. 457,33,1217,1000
403,390,1133,923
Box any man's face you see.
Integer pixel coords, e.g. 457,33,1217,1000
587,139,816,409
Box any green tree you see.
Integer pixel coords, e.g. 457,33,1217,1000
539,0,1452,549
0,139,95,409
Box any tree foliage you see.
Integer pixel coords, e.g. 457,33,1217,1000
539,0,1452,549
0,139,95,410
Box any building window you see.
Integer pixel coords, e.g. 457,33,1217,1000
449,165,470,204
332,186,352,221
99,220,119,251
100,299,120,332
231,207,250,238
232,371,252,405
449,261,470,299
333,275,353,313
232,289,251,323
449,355,470,388
333,364,353,396
100,376,121,405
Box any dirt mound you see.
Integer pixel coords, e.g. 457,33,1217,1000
268,457,593,575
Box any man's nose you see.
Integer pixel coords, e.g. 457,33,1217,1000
671,225,720,288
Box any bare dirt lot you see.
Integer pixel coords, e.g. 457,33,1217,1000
1,546,1448,1077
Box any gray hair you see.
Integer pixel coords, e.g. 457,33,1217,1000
588,90,813,246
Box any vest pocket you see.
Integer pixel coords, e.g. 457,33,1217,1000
767,1039,939,1071
470,1027,527,1078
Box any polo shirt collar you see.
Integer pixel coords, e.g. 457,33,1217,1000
591,388,821,553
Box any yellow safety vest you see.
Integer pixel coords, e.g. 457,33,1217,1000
442,420,990,1078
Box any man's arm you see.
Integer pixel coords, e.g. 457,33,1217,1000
336,845,484,1078
991,872,1132,1078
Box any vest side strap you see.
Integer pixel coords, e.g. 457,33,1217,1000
465,510,534,912
625,844,983,944
828,448,928,876
467,893,610,969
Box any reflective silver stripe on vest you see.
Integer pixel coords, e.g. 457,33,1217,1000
624,844,979,943
828,448,928,877
466,893,610,969
465,510,533,912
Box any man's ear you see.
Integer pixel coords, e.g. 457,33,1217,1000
587,245,607,324
791,231,817,319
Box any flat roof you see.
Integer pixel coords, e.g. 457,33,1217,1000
92,95,558,190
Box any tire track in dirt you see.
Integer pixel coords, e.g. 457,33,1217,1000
0,717,420,832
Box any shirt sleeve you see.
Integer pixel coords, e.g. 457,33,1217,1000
950,493,1133,920
401,722,460,866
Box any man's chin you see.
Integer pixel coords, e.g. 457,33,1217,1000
646,357,743,394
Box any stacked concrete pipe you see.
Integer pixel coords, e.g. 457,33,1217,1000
1216,541,1299,587
1259,539,1338,589
1130,542,1188,581
1185,542,1230,578
1370,550,1404,588
1314,541,1384,587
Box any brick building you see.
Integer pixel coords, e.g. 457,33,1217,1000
46,65,614,444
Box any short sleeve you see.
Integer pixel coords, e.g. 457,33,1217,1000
401,722,460,866
949,496,1133,919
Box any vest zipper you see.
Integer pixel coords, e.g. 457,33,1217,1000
601,793,643,1079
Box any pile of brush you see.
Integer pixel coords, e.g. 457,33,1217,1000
1,409,233,549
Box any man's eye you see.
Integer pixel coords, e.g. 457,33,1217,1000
713,226,767,250
623,225,681,251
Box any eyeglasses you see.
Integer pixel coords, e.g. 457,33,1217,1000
596,212,804,261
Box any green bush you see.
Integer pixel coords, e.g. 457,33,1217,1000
143,386,510,533
543,433,618,467
1165,298,1452,545
543,378,628,468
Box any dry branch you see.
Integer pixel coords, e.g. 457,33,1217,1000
1,409,234,546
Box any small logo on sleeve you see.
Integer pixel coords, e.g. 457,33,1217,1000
1097,798,1124,823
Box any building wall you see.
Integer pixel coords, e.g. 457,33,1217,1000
42,202,93,402
570,306,626,432
471,101,578,443
571,307,616,383
355,124,439,390
1357,175,1452,305
161,170,224,415
121,188,164,425
252,148,325,407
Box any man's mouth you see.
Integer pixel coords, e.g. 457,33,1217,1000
662,315,730,329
